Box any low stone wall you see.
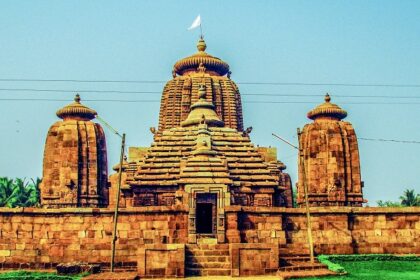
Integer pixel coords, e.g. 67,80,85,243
0,206,418,271
137,244,185,278
0,206,188,269
230,243,278,276
225,206,420,255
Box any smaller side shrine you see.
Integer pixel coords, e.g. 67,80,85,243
40,94,109,208
297,94,365,206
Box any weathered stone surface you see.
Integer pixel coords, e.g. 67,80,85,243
297,94,364,207
0,207,418,271
137,244,185,278
230,243,279,276
159,38,243,132
119,84,289,209
40,95,108,208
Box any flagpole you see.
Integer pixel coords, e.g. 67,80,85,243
200,24,203,39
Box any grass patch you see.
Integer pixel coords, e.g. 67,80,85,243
294,255,420,280
0,271,86,280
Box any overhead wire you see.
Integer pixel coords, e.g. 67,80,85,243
0,87,419,99
0,78,419,88
1,98,420,105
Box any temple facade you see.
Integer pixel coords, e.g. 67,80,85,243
40,95,109,208
297,94,365,206
114,39,293,243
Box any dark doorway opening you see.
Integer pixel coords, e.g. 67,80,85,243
196,203,213,234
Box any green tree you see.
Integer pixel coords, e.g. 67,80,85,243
0,177,40,208
399,189,420,206
376,188,420,207
376,200,401,207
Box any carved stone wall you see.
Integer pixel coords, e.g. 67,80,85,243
297,95,364,207
40,96,108,208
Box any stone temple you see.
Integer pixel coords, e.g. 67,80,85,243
113,39,295,242
297,94,365,207
1,38,418,279
40,94,108,208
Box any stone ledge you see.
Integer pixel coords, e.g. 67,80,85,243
0,205,189,215
224,206,420,214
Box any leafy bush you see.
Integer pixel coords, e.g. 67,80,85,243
0,270,82,279
317,254,420,274
0,177,40,208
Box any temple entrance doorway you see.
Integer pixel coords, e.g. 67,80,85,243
196,193,217,235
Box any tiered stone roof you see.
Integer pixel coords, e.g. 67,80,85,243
127,85,279,193
127,126,279,189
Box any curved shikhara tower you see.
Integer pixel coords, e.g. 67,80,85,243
297,94,365,207
40,95,108,208
158,38,243,131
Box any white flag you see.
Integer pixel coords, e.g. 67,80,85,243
188,15,201,30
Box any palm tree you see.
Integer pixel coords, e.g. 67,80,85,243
0,177,15,207
0,177,40,208
399,189,420,206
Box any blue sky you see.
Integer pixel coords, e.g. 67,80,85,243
0,0,419,204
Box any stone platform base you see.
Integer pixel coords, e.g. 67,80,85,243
82,272,140,280
277,269,339,279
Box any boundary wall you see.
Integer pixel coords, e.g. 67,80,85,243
0,206,418,270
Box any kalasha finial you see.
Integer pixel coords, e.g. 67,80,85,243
197,38,207,52
325,93,331,103
74,94,81,103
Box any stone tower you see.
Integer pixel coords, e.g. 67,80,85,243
111,39,294,242
158,38,243,131
297,94,364,206
40,94,109,208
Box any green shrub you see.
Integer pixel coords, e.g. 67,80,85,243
0,271,83,280
317,254,420,274
0,177,40,208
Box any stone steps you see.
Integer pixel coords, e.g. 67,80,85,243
186,255,230,262
278,269,338,279
185,243,231,276
185,267,232,276
187,261,231,269
82,272,140,280
279,262,327,272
